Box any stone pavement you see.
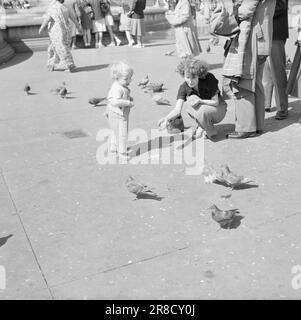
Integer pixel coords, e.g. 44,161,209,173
0,30,301,300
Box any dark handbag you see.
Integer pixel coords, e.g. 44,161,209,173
167,116,185,134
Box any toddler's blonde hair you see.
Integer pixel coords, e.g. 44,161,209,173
110,61,134,80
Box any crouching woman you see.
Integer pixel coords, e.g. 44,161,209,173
158,58,227,139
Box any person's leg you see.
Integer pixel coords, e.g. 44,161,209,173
125,31,133,45
118,115,128,155
262,57,274,111
107,111,119,152
83,30,87,46
196,103,227,138
269,40,289,118
98,32,104,47
255,55,267,132
94,31,99,47
137,35,142,46
106,23,115,45
233,88,257,134
87,29,91,46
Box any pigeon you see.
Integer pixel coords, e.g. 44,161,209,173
203,164,219,184
138,75,149,88
146,82,164,92
24,83,31,95
165,50,175,56
208,204,240,229
146,90,171,105
219,164,253,190
125,175,158,200
89,97,105,107
51,82,66,95
59,85,68,98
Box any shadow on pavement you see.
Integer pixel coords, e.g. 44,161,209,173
74,64,109,73
264,99,301,133
129,134,185,158
0,52,33,70
0,234,13,248
213,180,259,190
135,193,164,201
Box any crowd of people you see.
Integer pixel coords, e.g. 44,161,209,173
38,0,301,158
1,0,30,9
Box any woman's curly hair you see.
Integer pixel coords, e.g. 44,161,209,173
176,58,209,78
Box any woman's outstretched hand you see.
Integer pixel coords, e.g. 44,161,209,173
158,117,168,130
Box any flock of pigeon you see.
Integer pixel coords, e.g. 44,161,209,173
125,163,255,231
24,82,68,98
23,65,253,232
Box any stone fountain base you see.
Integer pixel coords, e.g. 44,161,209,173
0,29,15,65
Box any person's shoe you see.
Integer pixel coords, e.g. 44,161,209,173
275,110,288,120
65,65,77,73
192,127,204,139
256,129,263,135
227,131,256,139
133,44,144,48
265,107,271,112
107,42,116,47
127,40,134,46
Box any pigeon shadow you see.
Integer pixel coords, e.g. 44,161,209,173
129,134,186,158
213,180,259,190
92,103,106,107
0,234,13,247
223,216,244,230
27,92,38,96
64,96,77,99
135,194,164,201
74,64,109,73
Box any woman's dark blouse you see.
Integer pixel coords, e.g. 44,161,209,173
177,72,220,101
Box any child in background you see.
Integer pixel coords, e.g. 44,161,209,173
79,0,93,47
105,62,134,159
119,1,134,46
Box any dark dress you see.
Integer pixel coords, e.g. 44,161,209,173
129,0,146,36
176,73,227,138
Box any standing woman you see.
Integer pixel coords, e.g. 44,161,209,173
129,0,146,48
39,0,82,72
165,0,201,59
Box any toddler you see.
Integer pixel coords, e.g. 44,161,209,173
105,62,134,159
